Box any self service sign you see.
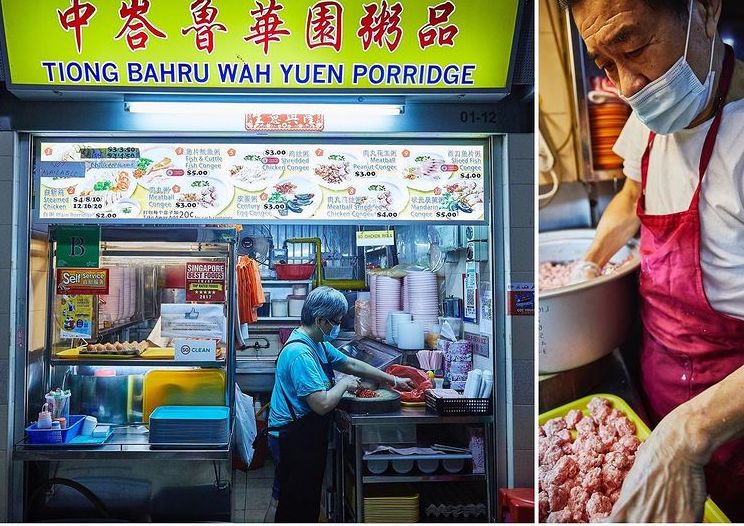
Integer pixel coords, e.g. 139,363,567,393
0,0,519,91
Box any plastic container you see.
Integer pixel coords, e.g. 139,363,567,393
367,459,389,475
287,295,305,317
271,298,289,317
292,284,309,297
37,404,52,429
396,321,424,350
391,458,414,474
26,414,85,444
539,394,730,524
82,416,98,435
256,292,271,317
274,263,315,281
416,458,439,474
442,458,465,473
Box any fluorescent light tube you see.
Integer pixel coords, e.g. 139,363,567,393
125,101,403,116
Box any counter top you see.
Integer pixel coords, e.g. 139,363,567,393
14,426,231,461
336,406,493,426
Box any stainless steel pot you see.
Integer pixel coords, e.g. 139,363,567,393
539,229,640,374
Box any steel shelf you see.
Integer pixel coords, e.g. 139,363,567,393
50,358,226,368
13,426,232,461
255,316,301,322
260,280,313,285
362,473,486,484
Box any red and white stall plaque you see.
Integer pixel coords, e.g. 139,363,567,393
185,262,226,302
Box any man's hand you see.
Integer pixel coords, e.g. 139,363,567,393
392,376,416,391
569,260,601,284
609,405,709,523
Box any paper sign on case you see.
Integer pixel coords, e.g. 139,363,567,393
56,268,109,295
356,230,395,247
174,338,217,362
56,225,100,268
185,262,226,302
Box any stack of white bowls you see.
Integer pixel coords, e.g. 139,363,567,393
369,274,378,338
374,276,401,339
397,320,425,349
406,271,439,329
101,267,122,326
402,276,410,313
123,268,134,321
388,311,412,345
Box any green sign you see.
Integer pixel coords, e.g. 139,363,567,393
0,0,519,91
56,226,100,268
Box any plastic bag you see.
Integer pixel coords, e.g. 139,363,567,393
354,299,371,338
385,364,434,403
234,384,257,466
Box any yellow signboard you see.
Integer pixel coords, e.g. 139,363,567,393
0,0,519,90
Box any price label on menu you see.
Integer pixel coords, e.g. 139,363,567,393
37,142,486,223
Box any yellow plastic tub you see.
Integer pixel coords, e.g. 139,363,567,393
539,393,730,523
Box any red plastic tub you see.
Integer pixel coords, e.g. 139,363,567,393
274,263,315,281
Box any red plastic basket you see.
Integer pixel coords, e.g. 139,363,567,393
274,263,315,281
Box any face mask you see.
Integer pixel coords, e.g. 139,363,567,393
621,0,716,134
319,320,341,342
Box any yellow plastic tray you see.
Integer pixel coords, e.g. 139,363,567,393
540,393,730,523
142,369,226,423
56,347,177,360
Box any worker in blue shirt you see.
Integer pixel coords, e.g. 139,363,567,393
265,286,414,523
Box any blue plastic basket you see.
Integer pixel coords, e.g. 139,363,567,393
25,415,85,445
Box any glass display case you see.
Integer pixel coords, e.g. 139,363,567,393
17,226,237,458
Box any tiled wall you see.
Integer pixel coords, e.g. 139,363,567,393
0,131,17,521
539,0,581,184
506,134,535,489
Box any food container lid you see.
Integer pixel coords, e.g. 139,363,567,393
287,295,306,301
271,298,289,304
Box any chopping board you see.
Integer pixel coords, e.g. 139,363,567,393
338,388,401,414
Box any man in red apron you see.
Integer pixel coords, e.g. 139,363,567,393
564,0,744,521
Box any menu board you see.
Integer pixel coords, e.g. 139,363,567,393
36,142,486,223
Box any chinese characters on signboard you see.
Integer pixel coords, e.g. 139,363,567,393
2,0,518,90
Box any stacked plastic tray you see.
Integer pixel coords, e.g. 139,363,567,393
148,406,229,446
363,486,420,523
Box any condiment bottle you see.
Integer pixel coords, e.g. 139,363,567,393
37,403,52,429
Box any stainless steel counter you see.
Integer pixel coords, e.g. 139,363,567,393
337,407,493,426
333,406,495,523
14,426,231,461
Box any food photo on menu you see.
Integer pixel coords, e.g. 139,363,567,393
539,0,744,522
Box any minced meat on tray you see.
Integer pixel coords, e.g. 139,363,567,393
538,397,641,523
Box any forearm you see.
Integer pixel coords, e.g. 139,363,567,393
340,358,394,386
681,363,744,462
584,179,641,268
307,382,348,415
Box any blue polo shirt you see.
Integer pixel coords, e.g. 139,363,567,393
268,329,348,434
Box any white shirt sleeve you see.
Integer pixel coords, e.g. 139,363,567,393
612,111,648,182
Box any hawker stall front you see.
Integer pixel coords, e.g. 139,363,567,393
0,0,533,522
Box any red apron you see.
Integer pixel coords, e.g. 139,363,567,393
638,45,744,521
